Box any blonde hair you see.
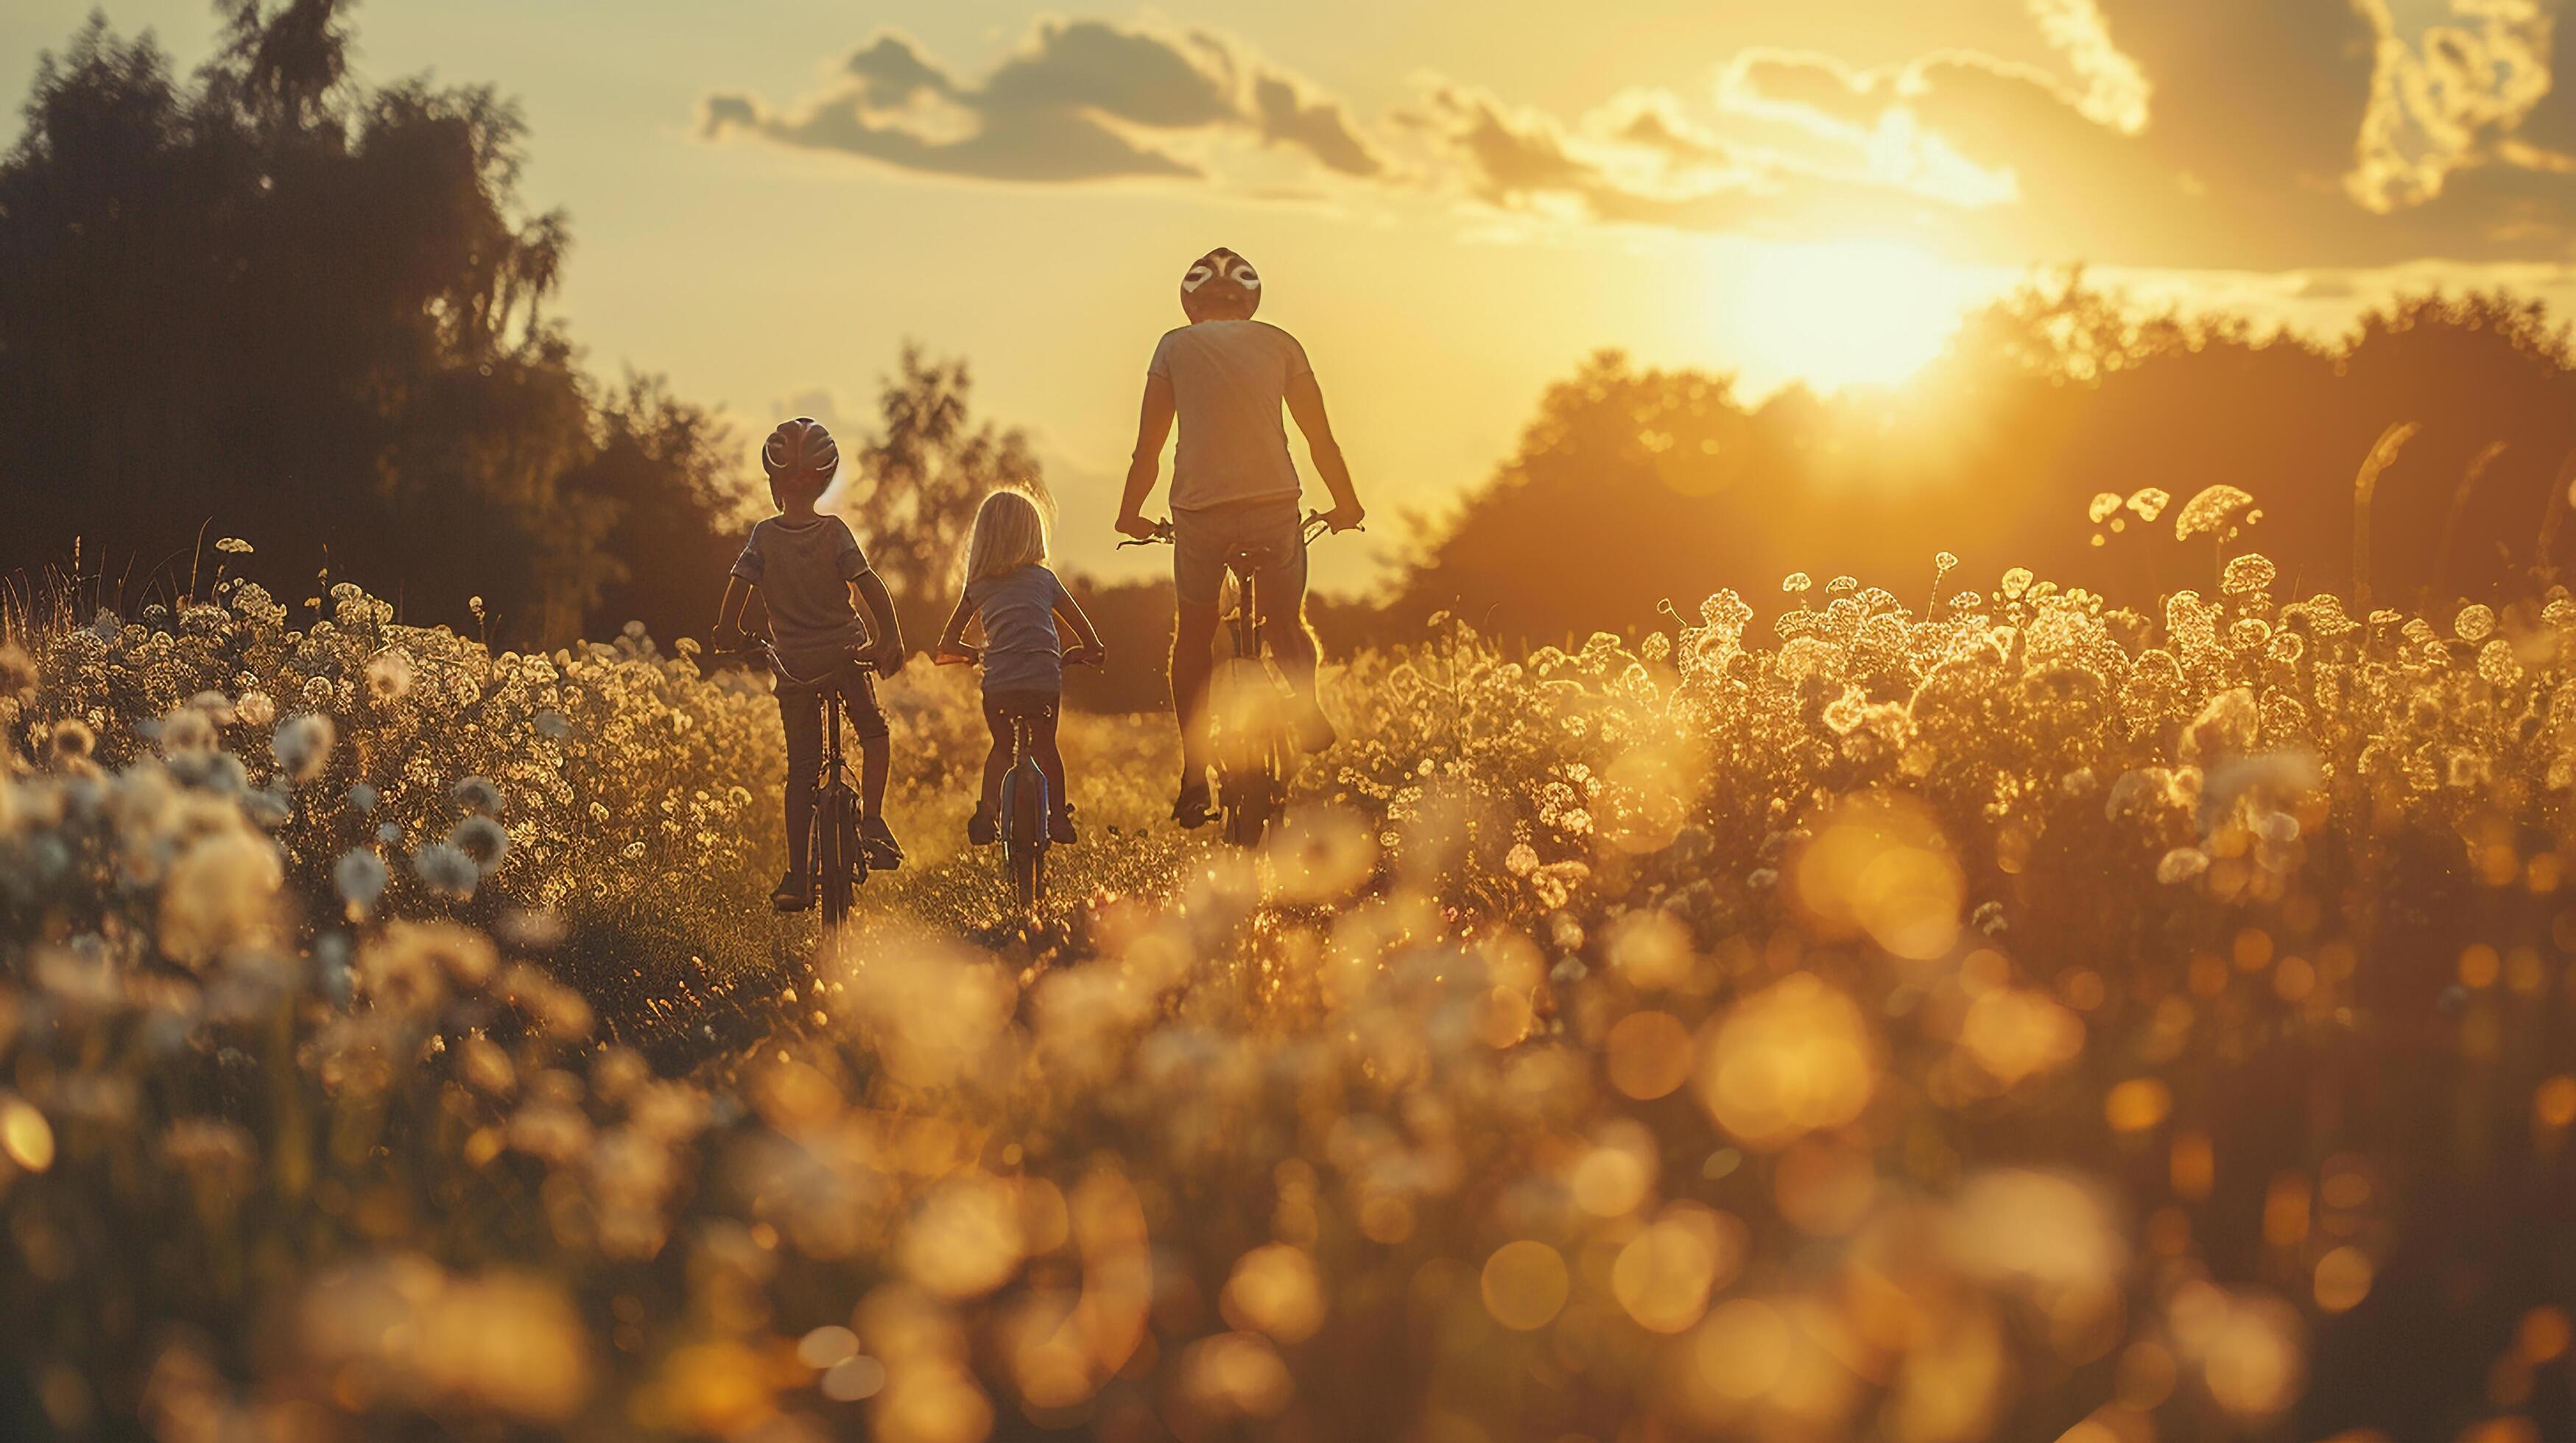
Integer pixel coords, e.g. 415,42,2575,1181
965,490,1048,583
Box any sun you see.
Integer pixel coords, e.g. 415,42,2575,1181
1722,239,1993,392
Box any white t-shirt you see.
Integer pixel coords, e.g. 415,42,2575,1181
1147,320,1312,512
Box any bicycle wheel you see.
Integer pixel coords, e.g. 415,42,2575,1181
1008,840,1044,916
1231,740,1283,848
1002,760,1046,914
814,783,858,927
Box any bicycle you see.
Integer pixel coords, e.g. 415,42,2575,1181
935,642,1102,919
719,638,876,928
1121,509,1355,847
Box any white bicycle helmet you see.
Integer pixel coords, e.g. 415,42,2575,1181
1180,247,1261,321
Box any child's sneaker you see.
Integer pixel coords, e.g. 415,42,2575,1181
966,802,998,847
860,816,904,870
1048,805,1078,845
770,872,813,912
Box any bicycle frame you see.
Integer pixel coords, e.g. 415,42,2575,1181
719,640,875,925
1122,511,1350,846
932,641,1097,920
996,706,1050,917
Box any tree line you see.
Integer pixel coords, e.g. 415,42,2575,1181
0,2,1029,654
1376,279,2576,652
7,3,2572,707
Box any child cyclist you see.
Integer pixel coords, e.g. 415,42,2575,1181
936,490,1103,846
714,417,907,911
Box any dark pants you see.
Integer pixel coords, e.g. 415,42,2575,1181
981,689,1066,818
778,670,887,872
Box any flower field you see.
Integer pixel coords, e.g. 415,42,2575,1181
1,551,2571,1442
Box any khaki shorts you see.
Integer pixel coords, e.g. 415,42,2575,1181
1172,497,1305,615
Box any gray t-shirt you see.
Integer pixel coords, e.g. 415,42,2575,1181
732,515,873,671
1147,320,1312,513
966,564,1074,694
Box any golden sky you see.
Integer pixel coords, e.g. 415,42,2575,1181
8,0,2576,586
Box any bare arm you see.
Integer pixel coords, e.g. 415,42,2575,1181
715,575,755,640
1116,373,1177,538
1286,371,1363,528
854,571,906,674
936,592,979,656
1052,592,1104,655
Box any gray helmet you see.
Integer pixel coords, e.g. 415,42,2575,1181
761,417,839,481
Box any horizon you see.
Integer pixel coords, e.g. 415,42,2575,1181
9,0,2575,591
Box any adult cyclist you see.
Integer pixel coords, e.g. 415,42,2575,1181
1114,247,1366,828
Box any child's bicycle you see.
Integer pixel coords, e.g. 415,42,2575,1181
719,638,876,928
934,643,1103,919
1122,509,1354,847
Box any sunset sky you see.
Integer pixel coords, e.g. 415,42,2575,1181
9,0,2576,585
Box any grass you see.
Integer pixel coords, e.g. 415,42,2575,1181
0,554,2569,1442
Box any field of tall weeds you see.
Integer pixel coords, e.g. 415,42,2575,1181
1,540,2572,1442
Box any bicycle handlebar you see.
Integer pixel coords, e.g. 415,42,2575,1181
713,638,876,688
935,643,1104,668
1118,510,1363,548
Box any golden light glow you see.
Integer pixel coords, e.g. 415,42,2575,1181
1727,239,1988,391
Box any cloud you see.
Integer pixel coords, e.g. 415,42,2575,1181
1419,0,2576,271
1722,50,1887,133
2027,0,2150,134
1253,74,1387,177
701,20,1386,186
1420,88,1599,205
2348,0,2557,211
1410,68,2013,241
842,34,954,107
2521,10,2576,156
700,3,2576,275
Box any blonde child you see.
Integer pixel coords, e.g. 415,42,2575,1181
935,491,1103,844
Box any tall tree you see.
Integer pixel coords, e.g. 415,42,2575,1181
834,345,1047,650
0,1,747,647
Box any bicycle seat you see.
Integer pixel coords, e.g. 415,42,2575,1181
1224,541,1284,575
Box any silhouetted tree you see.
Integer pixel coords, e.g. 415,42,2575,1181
834,345,1047,650
1390,278,2576,650
0,3,747,646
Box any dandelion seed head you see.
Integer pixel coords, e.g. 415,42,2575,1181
364,649,413,703
0,643,37,697
47,717,95,763
412,841,478,900
451,775,504,816
334,849,387,914
2175,484,2257,542
451,816,510,872
157,705,217,759
272,713,336,784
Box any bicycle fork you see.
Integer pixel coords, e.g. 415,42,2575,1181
998,713,1049,914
